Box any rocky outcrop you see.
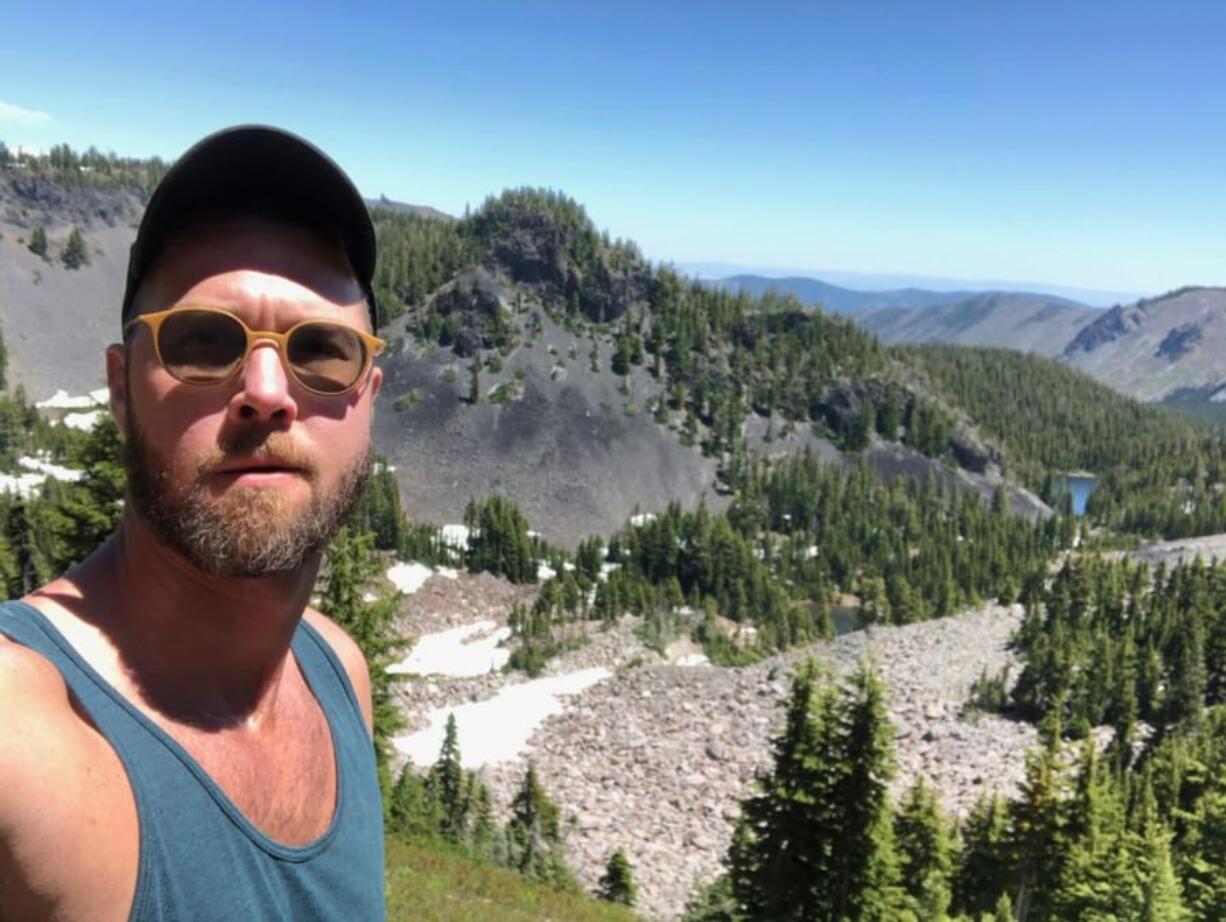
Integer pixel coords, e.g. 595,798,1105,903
1155,322,1203,361
467,192,655,323
948,429,999,474
1063,304,1145,356
1125,532,1226,568
430,268,511,356
1,171,144,231
1061,287,1226,402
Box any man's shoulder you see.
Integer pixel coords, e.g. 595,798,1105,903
0,631,73,709
0,631,92,775
302,608,366,673
0,629,106,840
301,609,373,734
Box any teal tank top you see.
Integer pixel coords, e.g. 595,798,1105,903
0,601,386,921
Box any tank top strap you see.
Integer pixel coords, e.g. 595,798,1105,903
292,617,368,739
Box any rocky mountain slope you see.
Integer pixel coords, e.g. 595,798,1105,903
0,170,140,396
392,569,1036,920
1062,286,1226,402
374,307,726,546
855,292,1099,358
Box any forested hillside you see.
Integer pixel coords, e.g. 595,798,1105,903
906,345,1226,538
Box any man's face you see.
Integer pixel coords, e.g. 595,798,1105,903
111,217,382,578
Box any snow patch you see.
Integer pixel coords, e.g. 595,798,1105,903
62,410,104,431
386,561,434,595
35,389,102,411
537,562,556,581
21,455,83,482
0,455,84,498
674,654,711,667
630,512,656,526
391,619,512,678
441,524,470,549
394,667,612,768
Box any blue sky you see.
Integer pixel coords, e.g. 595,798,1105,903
3,1,1224,298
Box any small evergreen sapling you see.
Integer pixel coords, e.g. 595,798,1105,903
28,224,48,258
597,847,637,907
62,226,89,269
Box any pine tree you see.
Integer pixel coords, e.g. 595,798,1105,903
51,415,125,567
895,777,953,919
469,782,497,859
388,763,442,839
61,226,89,269
830,663,906,921
878,396,900,442
318,526,407,805
728,660,906,921
1008,737,1068,922
1141,823,1187,921
991,890,1014,922
468,359,481,403
681,874,741,922
506,762,573,887
597,847,637,907
432,713,468,843
1176,787,1226,920
27,224,47,258
728,660,840,919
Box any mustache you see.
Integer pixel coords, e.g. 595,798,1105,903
197,431,318,478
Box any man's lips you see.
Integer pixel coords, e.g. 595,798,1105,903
211,459,311,478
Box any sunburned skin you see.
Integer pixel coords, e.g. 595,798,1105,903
0,217,380,922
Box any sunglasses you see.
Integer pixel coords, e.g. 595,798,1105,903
126,306,386,396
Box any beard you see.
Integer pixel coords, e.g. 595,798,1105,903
124,418,371,579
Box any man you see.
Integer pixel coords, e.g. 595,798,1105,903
0,126,388,920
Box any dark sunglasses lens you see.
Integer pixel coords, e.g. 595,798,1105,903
158,311,246,383
287,323,366,393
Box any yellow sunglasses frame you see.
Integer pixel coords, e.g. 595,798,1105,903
126,306,386,397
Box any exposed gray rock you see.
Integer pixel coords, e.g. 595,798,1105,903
1155,322,1202,361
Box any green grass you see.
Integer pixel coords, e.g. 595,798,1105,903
385,837,642,922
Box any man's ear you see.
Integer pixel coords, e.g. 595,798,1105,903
105,343,129,439
368,365,383,402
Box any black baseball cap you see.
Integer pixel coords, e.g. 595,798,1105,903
122,124,379,330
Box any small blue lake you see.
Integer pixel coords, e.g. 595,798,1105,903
831,606,863,636
1052,474,1099,517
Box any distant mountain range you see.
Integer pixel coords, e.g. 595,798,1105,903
717,274,1226,418
686,264,1142,308
715,273,1088,316
853,294,1099,359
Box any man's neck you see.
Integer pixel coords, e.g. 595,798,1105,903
34,509,320,731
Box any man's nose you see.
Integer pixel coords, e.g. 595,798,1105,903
230,341,298,424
